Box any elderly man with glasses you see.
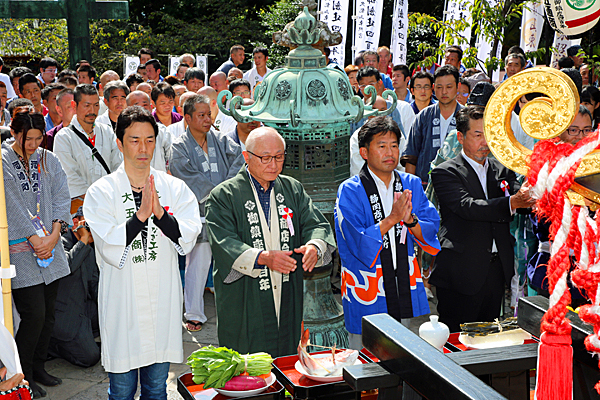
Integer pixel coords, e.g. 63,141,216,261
169,93,244,333
205,126,336,357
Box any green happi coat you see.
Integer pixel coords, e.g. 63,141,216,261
206,167,335,357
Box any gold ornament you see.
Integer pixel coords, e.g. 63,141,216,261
484,67,600,206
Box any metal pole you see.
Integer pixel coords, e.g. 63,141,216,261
0,157,14,336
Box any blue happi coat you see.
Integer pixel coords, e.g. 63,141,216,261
335,171,440,334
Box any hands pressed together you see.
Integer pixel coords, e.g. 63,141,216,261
136,175,164,222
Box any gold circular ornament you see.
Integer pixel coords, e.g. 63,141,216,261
484,67,600,206
484,66,579,176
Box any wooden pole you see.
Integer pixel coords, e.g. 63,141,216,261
0,157,14,337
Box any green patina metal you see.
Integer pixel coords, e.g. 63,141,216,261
0,0,128,68
218,5,397,350
219,6,397,212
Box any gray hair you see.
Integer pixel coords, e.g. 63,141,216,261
103,80,130,99
505,53,526,68
183,94,210,116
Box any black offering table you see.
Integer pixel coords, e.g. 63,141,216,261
343,314,538,400
518,295,600,400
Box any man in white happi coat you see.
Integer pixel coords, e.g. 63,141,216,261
53,84,122,212
84,106,201,399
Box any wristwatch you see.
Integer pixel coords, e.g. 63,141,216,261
404,213,419,228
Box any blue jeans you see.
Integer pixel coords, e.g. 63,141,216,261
108,362,170,400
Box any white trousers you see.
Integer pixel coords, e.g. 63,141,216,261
184,242,212,323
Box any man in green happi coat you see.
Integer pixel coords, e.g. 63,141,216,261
206,127,336,357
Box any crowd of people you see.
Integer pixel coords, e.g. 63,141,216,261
0,41,597,399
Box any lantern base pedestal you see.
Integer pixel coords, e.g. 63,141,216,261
303,264,349,351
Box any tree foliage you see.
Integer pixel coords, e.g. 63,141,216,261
0,19,69,67
409,0,526,77
251,0,304,69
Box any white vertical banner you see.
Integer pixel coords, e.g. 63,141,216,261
169,56,181,76
520,0,544,54
353,0,384,61
319,0,349,66
390,0,409,65
475,30,502,82
441,0,473,52
124,56,140,78
550,34,581,68
196,55,208,77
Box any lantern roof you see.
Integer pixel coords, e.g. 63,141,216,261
217,6,397,128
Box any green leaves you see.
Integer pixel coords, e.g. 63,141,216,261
186,345,273,389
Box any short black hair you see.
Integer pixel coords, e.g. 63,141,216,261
507,45,525,56
41,83,66,101
354,54,364,66
115,106,158,142
39,57,59,70
582,85,600,103
459,77,470,92
358,116,402,148
138,48,154,58
7,98,34,117
363,50,379,62
228,79,251,93
184,67,205,83
561,68,582,97
445,45,463,60
18,73,41,93
456,105,484,136
177,63,189,74
392,64,410,80
125,73,144,88
57,76,78,87
357,66,381,83
77,64,97,79
9,67,32,81
75,60,90,69
558,57,575,69
73,84,99,104
252,47,268,58
151,82,175,103
434,65,459,84
578,104,593,123
410,71,434,89
324,47,330,57
57,69,77,80
145,59,161,71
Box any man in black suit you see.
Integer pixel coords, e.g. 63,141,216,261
429,105,534,332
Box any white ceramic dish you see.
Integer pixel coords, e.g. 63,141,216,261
294,354,362,383
458,329,532,350
213,373,275,398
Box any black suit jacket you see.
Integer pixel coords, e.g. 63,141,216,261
429,154,520,296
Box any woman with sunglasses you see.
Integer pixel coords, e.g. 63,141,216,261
3,111,71,398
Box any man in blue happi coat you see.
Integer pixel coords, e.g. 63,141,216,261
335,116,440,350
